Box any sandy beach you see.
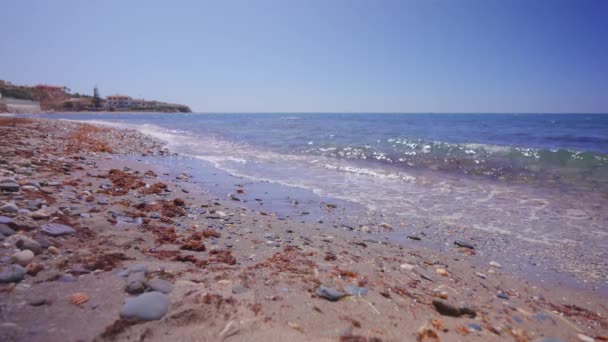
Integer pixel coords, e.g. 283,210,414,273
0,117,606,342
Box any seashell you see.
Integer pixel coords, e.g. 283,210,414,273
70,293,89,305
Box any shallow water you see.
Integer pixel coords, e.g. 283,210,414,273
36,113,608,284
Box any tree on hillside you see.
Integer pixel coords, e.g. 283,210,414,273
93,86,101,110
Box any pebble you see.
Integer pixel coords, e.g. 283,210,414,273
11,250,35,266
9,235,42,254
0,182,20,192
0,223,16,236
454,241,475,249
0,264,26,283
497,292,510,300
0,215,15,226
1,203,19,213
435,268,449,276
126,271,147,294
432,299,462,317
468,323,482,331
41,223,76,236
148,278,174,294
407,235,421,241
316,286,346,301
12,215,38,230
30,209,51,220
577,334,594,342
120,291,169,321
475,272,487,279
80,213,90,218
47,246,60,255
489,261,502,268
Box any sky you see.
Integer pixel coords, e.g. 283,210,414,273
1,0,607,113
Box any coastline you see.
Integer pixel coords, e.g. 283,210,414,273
0,118,606,341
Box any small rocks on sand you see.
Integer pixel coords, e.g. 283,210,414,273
120,291,169,321
10,234,43,254
12,215,38,230
316,286,346,301
0,264,26,283
0,182,20,192
41,223,76,236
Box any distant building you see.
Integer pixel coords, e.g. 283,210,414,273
106,94,133,109
35,84,64,98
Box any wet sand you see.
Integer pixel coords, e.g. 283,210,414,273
0,118,606,341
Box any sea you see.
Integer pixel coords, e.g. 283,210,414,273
35,113,608,287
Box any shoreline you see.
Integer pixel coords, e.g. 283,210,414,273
0,118,606,341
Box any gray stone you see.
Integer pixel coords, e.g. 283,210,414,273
12,215,38,231
120,291,169,321
432,299,462,317
0,182,20,192
11,250,35,266
315,286,346,301
41,223,75,236
0,223,15,236
126,271,147,294
0,216,16,226
497,292,510,300
454,241,475,249
10,235,42,254
1,203,20,213
0,264,26,283
148,278,174,294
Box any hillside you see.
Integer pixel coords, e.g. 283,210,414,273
0,80,191,113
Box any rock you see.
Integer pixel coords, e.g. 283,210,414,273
41,223,75,236
407,235,421,241
454,241,475,249
489,261,502,268
28,296,48,306
0,182,20,192
11,235,42,254
475,272,487,279
149,212,161,219
0,215,16,226
459,306,476,318
435,268,449,276
1,203,19,213
116,264,147,277
344,285,368,297
577,334,594,342
0,264,26,283
400,263,415,271
120,291,169,321
11,250,35,266
79,213,91,219
468,323,482,331
30,209,51,220
497,292,510,300
231,285,249,295
18,208,31,215
12,215,38,231
432,299,462,317
148,278,174,294
533,338,566,342
47,246,60,255
0,224,16,236
315,286,346,301
126,271,147,294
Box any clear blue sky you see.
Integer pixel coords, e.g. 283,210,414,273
2,0,607,113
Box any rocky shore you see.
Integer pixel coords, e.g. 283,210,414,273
0,117,606,341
